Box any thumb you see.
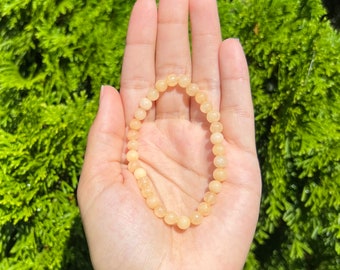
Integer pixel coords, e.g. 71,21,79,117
78,86,125,204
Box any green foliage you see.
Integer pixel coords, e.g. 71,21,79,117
219,0,340,268
0,0,132,268
0,0,339,269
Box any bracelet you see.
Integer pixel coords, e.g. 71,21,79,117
126,74,227,230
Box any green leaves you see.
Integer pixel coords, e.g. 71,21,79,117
0,0,131,268
219,0,340,268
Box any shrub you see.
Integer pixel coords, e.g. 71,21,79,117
0,0,339,269
219,0,340,268
0,0,132,268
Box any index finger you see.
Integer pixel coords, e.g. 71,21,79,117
120,0,157,123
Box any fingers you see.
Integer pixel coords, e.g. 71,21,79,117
120,0,157,123
189,0,222,122
155,0,191,119
78,86,125,204
219,39,256,154
82,86,125,178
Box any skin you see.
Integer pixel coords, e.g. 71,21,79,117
77,0,262,269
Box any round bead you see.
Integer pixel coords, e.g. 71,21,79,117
126,150,139,162
147,88,160,101
155,79,167,92
190,211,203,225
214,155,227,168
154,205,167,218
195,91,208,104
177,216,191,230
213,168,227,182
134,167,147,179
210,121,223,133
164,211,178,225
127,140,138,150
207,111,221,123
134,108,147,121
210,132,224,144
141,185,154,198
137,176,150,189
209,180,222,193
129,119,142,130
178,75,191,88
166,74,178,87
139,97,153,111
186,83,199,96
204,191,217,205
128,160,139,173
197,202,211,216
212,144,225,155
146,196,160,209
200,101,213,114
127,129,139,140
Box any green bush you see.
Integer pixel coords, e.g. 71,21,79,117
0,0,339,269
218,0,340,268
0,0,131,268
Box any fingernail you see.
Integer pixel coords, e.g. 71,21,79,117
100,85,105,104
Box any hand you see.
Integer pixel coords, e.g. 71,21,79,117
77,0,261,269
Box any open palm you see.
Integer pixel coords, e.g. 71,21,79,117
77,0,262,269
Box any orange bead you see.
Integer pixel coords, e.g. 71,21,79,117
166,74,178,87
207,111,221,123
195,91,208,104
147,88,160,101
204,191,217,205
186,83,199,96
134,167,147,179
127,129,139,140
139,97,153,111
178,75,191,88
210,121,223,133
141,185,154,198
126,150,139,162
129,119,142,130
155,79,167,92
146,196,160,209
190,211,203,225
213,168,227,182
154,205,167,218
210,132,224,144
137,176,150,189
212,144,225,155
200,101,213,114
127,140,138,150
177,216,191,230
128,160,139,173
214,155,227,168
197,202,211,216
134,108,147,121
164,211,178,225
209,180,222,194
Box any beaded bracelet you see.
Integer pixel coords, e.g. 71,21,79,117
126,74,227,230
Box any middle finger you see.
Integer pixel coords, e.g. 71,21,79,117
155,0,191,120
189,0,222,122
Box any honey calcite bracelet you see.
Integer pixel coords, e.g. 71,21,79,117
126,74,227,230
